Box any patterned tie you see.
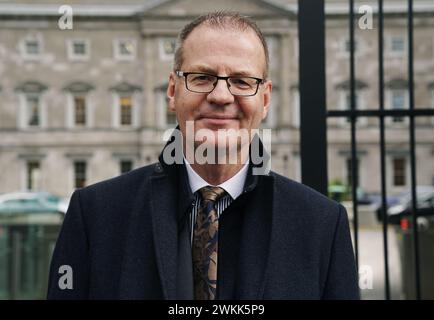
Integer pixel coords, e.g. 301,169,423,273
192,186,227,300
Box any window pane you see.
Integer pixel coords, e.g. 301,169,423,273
163,38,176,55
393,158,406,186
27,161,40,190
345,39,357,52
25,40,39,55
74,161,86,188
345,93,358,123
74,96,86,125
120,160,132,174
346,158,359,189
73,42,86,55
392,91,405,123
392,37,404,52
392,91,405,109
27,96,40,126
119,41,134,56
120,96,132,125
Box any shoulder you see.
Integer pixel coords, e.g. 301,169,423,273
74,162,160,200
268,171,344,220
269,171,335,204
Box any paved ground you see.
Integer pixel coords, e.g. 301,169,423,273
354,226,404,300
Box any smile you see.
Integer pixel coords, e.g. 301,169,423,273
199,117,238,126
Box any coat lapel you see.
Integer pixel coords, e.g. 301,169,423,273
148,170,179,299
235,174,274,299
117,171,175,299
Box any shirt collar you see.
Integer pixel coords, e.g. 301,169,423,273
183,156,249,200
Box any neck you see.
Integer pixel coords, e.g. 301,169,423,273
190,162,245,185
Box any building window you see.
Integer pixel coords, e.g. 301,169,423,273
120,96,133,126
390,36,405,54
68,39,90,60
26,96,40,127
393,157,406,187
343,38,358,53
114,39,136,60
120,160,133,174
345,92,358,123
27,160,41,190
159,38,176,60
73,41,86,55
341,92,365,125
346,158,360,189
74,96,86,126
391,90,406,123
74,161,87,188
21,37,43,60
25,40,40,55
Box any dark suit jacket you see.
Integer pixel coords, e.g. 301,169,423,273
47,137,359,300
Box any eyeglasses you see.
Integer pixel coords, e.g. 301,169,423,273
175,71,264,97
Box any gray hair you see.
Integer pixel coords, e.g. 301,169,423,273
174,11,269,79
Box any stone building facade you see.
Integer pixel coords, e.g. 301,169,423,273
0,0,433,198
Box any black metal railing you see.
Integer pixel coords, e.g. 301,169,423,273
299,0,434,300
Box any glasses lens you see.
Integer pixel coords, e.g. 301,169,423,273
184,73,260,96
186,73,216,93
228,77,258,96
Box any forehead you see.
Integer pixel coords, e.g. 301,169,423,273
181,25,266,77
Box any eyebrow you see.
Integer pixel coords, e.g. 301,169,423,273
188,65,258,78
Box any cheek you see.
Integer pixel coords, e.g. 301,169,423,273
243,101,263,122
175,93,203,117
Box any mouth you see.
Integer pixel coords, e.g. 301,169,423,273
198,115,239,126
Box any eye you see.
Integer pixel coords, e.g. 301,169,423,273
190,74,214,82
230,77,254,88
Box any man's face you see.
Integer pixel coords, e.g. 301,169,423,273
167,24,272,154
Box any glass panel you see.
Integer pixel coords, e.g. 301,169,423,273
27,161,40,191
119,40,134,56
26,96,40,127
162,38,175,55
73,42,86,55
346,158,360,189
120,96,132,126
391,37,405,52
74,96,86,125
392,91,405,123
74,161,86,188
25,40,39,55
120,160,132,174
393,157,406,187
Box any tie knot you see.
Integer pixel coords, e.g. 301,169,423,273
199,186,227,203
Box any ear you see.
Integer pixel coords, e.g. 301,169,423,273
167,72,176,112
261,80,272,120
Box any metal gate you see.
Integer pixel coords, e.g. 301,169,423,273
298,0,434,300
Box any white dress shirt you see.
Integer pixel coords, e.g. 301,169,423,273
183,157,249,244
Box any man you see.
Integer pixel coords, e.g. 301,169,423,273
47,12,359,300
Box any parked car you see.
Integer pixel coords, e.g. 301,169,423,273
0,191,67,215
376,186,434,225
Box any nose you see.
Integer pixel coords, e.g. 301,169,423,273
206,78,235,106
